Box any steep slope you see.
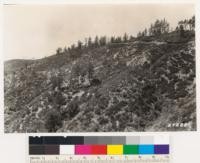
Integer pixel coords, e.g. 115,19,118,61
4,32,196,132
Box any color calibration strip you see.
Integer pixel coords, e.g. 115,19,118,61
29,136,169,155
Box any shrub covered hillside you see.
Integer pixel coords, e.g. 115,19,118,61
4,17,196,132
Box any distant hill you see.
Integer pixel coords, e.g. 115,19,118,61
4,31,196,132
4,59,35,73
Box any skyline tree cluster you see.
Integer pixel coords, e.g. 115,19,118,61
177,16,195,31
138,19,170,37
56,16,195,55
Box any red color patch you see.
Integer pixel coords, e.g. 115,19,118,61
91,145,107,155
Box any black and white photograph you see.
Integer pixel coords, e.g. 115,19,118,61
4,4,196,133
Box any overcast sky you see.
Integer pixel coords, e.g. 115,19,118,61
4,4,194,60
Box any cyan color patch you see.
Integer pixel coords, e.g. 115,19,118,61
139,145,154,154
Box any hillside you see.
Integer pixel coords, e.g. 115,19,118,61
4,31,196,132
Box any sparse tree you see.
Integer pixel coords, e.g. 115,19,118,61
71,44,76,50
115,36,122,43
143,28,147,36
64,46,67,53
129,35,135,41
88,37,92,47
94,36,99,47
188,19,192,31
110,36,115,43
84,38,88,47
148,24,153,36
99,36,107,46
179,24,185,37
77,40,83,49
67,47,71,52
137,31,142,37
123,33,128,42
56,47,62,55
191,16,195,31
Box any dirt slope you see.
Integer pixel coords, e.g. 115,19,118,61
4,32,196,132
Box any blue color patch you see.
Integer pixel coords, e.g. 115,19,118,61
139,145,154,154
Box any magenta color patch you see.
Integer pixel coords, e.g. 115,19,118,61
75,145,92,155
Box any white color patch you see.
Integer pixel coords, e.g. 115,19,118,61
60,145,75,155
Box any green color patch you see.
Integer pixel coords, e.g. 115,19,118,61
123,145,139,154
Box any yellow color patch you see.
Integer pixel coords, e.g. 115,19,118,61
107,145,123,155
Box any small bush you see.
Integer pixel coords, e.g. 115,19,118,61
61,98,79,120
45,110,62,132
54,92,66,106
51,75,63,90
91,78,101,86
67,99,79,118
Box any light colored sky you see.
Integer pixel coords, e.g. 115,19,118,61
4,4,194,60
